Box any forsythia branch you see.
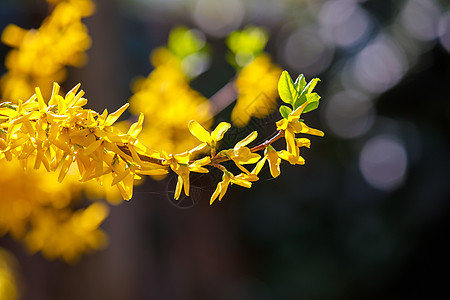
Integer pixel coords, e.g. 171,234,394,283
0,70,324,204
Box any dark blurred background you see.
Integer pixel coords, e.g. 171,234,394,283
1,0,449,299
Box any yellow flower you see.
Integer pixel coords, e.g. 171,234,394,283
188,120,231,153
276,102,324,160
253,145,281,178
163,151,210,200
210,168,258,205
222,131,261,174
277,150,305,165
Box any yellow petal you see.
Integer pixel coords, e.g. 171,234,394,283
190,156,211,167
230,177,252,188
35,87,47,112
174,175,183,200
188,142,208,155
0,108,18,118
182,173,190,197
219,176,231,200
235,131,258,149
128,144,143,166
210,182,222,205
58,155,74,183
48,82,61,107
116,172,135,200
293,122,324,137
127,113,144,139
251,156,267,175
188,120,211,144
296,138,311,148
267,149,281,178
105,103,130,126
174,152,190,165
278,150,304,165
284,129,297,156
83,139,103,156
290,101,308,117
111,168,131,186
211,122,231,142
234,147,261,164
65,83,81,99
276,118,288,130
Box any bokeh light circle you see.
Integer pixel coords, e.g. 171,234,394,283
324,90,375,139
359,134,408,191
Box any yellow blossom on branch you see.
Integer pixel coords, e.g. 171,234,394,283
210,166,258,205
188,120,231,156
220,131,261,174
162,151,210,200
276,102,324,160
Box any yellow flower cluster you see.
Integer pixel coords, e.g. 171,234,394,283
24,202,109,262
0,0,94,100
232,55,282,127
0,160,79,239
0,162,108,263
0,83,169,200
0,0,107,262
128,47,212,155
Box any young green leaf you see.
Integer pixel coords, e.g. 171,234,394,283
279,105,292,119
303,93,321,113
293,94,306,111
278,71,298,106
305,78,320,94
294,74,306,94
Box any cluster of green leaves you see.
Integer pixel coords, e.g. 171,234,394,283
168,26,209,59
278,71,321,119
167,26,210,78
226,26,268,68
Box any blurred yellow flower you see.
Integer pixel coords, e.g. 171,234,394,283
232,55,282,127
129,48,212,155
0,248,20,300
0,0,94,100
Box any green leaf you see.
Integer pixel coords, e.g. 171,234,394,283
294,74,306,94
293,76,321,110
305,78,320,94
226,26,268,56
168,26,206,59
279,105,292,119
278,71,298,106
303,93,321,113
293,94,306,110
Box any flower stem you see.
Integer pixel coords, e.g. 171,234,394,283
249,130,284,152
